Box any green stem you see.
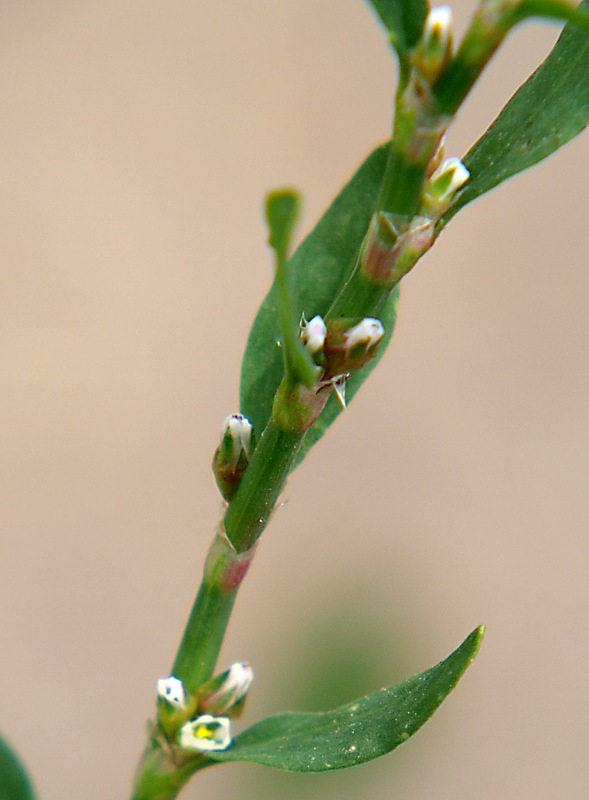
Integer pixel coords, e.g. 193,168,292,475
172,566,237,694
435,0,589,115
132,331,311,800
172,395,309,695
131,532,255,799
224,414,305,553
132,739,213,800
433,26,504,115
326,70,445,320
131,742,214,800
377,142,429,218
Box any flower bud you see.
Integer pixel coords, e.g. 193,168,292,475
178,715,232,753
212,414,255,502
324,318,384,376
300,315,327,362
156,675,197,739
413,6,453,85
197,662,254,717
345,318,385,350
157,676,187,711
421,156,470,215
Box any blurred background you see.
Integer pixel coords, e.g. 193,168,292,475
1,1,589,798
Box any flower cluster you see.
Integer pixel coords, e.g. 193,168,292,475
299,315,385,408
156,662,254,754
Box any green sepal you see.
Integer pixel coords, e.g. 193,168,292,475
157,695,197,742
323,318,384,377
441,0,589,224
213,452,250,504
0,736,36,800
241,145,399,471
208,626,484,772
212,415,256,503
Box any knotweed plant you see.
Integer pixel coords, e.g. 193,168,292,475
2,0,589,798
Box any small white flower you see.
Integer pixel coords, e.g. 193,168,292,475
430,157,470,197
424,6,452,41
345,318,385,350
413,5,453,84
422,157,470,214
157,676,187,711
200,662,254,714
300,315,327,355
225,662,254,697
178,715,233,753
222,414,253,462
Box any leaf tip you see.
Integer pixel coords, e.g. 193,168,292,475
265,188,302,255
467,624,486,662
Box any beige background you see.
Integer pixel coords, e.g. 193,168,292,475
2,2,589,798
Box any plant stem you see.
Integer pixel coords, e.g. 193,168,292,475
131,737,213,800
131,532,253,800
131,407,306,797
174,397,307,691
224,413,305,553
377,142,429,218
172,547,240,695
433,21,505,115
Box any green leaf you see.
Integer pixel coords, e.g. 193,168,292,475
0,737,36,800
443,2,589,223
209,626,484,772
365,0,429,52
240,145,398,465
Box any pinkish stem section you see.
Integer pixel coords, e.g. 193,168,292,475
205,529,256,594
220,548,254,592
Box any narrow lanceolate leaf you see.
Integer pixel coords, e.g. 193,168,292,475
0,737,36,800
240,144,399,467
365,0,429,53
209,626,484,772
442,1,589,225
265,189,318,388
